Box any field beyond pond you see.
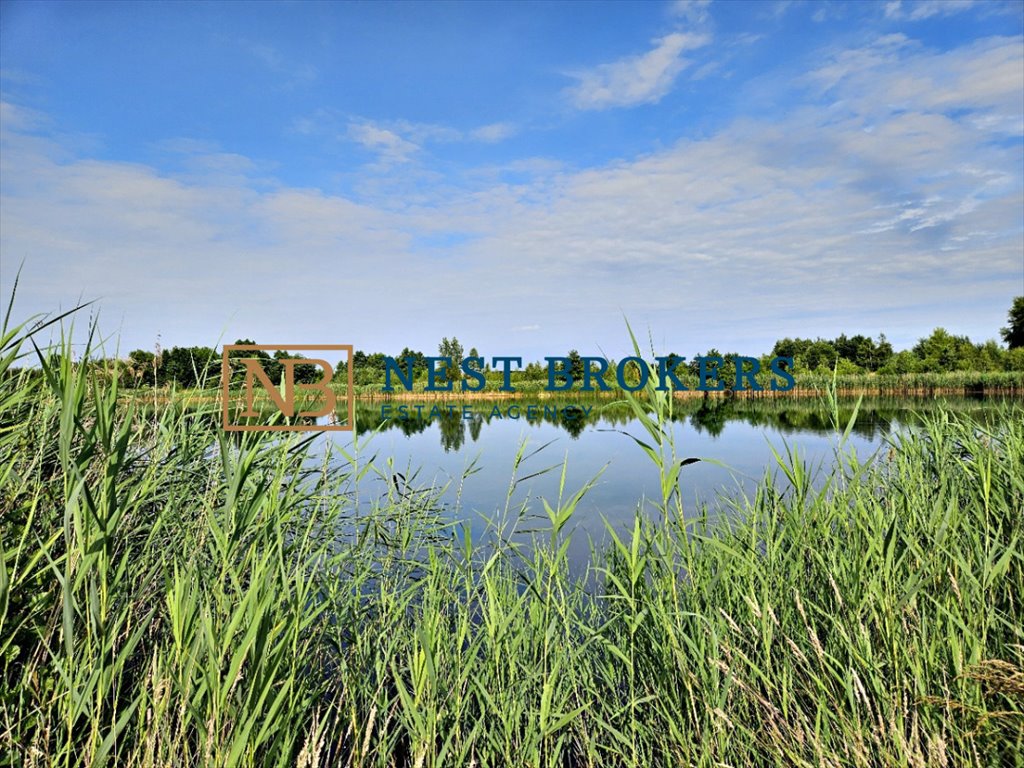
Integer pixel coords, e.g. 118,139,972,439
2,325,1023,767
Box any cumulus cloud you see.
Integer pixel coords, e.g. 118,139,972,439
566,32,711,110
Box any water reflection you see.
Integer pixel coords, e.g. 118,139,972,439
201,394,1015,570
356,395,1010,449
180,395,1011,456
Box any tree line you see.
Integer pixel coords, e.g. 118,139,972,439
89,296,1024,389
117,340,325,390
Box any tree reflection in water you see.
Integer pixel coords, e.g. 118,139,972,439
346,396,1009,450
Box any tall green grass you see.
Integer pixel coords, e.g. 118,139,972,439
2,316,1022,767
793,370,1023,395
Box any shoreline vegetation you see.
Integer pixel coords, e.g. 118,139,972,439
42,318,1023,397
357,374,1024,399
124,372,1024,415
23,309,1022,408
3,316,1022,767
125,371,1024,399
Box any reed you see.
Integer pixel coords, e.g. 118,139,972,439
2,314,1021,767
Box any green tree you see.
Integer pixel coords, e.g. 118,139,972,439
567,349,584,382
662,352,684,370
834,334,866,366
912,328,975,372
872,334,893,370
273,350,322,384
159,346,218,388
524,361,545,380
124,349,156,387
225,341,282,384
772,338,811,366
802,340,839,372
1007,347,1024,371
976,339,1007,371
396,347,427,382
687,350,735,387
345,350,388,386
880,350,920,375
1001,296,1024,349
439,337,464,382
362,353,388,386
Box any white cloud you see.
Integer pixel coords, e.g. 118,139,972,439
387,119,463,145
566,32,711,110
371,118,518,147
347,121,420,163
766,1,795,20
669,0,712,25
885,0,981,21
305,115,517,162
807,35,1024,137
0,101,47,132
1,33,1021,356
470,122,517,143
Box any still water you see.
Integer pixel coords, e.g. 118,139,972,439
317,396,1009,563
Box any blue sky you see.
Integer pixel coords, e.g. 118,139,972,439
1,0,1022,361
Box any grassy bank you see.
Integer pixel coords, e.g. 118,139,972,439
2,319,1022,767
113,369,1024,406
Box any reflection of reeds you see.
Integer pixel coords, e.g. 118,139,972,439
3,313,1022,767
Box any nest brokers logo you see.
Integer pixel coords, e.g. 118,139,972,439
221,344,354,432
221,344,796,432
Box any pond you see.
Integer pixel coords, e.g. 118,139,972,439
316,395,1012,567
